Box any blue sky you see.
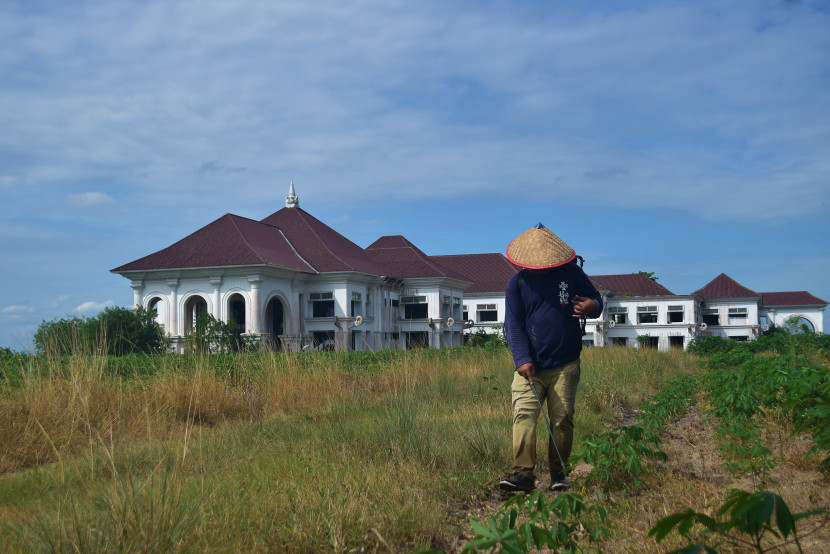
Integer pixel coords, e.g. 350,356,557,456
1,0,829,350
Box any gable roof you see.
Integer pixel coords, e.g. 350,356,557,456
260,207,387,275
365,236,471,281
111,214,315,273
761,291,828,307
589,274,675,297
431,253,518,293
693,273,760,300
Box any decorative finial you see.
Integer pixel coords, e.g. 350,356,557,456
285,181,299,208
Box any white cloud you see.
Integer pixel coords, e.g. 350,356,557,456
74,300,114,314
1,0,826,224
1,305,35,314
66,192,116,207
0,305,35,322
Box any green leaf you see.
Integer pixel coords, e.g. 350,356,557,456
502,542,525,554
469,520,494,538
649,510,696,542
774,495,795,537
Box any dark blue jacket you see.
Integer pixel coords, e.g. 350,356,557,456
505,262,603,372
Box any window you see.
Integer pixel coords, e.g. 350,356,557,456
477,303,498,323
185,296,208,333
669,336,684,349
402,295,427,319
312,331,335,351
640,336,659,348
637,306,658,324
608,307,627,324
229,294,246,333
351,290,363,317
463,305,469,321
668,305,684,323
728,307,748,320
612,337,628,347
702,308,719,326
310,292,334,318
406,331,429,349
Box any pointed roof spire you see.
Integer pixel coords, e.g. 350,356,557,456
285,181,299,208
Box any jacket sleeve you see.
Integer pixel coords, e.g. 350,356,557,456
505,272,533,370
576,266,604,318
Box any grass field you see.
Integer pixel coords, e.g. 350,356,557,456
0,344,826,552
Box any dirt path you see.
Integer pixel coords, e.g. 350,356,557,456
437,405,830,553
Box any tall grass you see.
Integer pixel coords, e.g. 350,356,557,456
0,345,700,552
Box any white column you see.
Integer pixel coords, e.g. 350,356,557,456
167,278,180,336
210,276,223,320
248,275,262,334
130,281,144,309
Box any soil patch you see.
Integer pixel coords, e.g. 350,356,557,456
436,405,830,553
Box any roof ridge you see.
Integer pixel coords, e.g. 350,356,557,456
226,214,269,265
277,228,317,273
293,208,359,271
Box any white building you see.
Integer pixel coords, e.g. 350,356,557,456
112,184,469,353
112,184,827,353
587,273,826,351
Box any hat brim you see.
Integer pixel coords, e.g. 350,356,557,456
505,225,576,269
505,247,576,269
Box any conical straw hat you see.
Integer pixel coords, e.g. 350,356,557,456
506,223,576,269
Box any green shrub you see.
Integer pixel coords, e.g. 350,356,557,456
33,306,167,356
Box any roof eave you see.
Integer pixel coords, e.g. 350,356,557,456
111,263,316,277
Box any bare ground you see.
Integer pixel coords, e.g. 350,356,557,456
435,405,830,553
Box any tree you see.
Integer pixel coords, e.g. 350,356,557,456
33,306,167,356
634,271,659,282
184,312,242,353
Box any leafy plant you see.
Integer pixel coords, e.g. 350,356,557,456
649,489,829,553
460,491,608,553
184,312,241,353
638,375,699,436
33,307,167,356
575,424,668,489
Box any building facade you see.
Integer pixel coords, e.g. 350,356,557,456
112,185,827,353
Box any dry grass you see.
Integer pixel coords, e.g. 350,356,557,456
1,350,493,474
1,346,825,552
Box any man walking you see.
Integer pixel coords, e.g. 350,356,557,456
499,223,603,493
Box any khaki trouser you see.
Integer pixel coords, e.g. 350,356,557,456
511,359,581,478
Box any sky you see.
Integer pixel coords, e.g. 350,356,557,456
1,0,829,350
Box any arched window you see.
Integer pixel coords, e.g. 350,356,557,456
784,316,814,333
228,293,246,334
265,297,285,350
148,296,166,330
184,296,208,333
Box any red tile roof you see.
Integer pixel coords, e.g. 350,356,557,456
431,253,518,293
761,291,828,307
365,236,471,281
260,207,387,275
693,273,759,299
111,214,315,272
589,274,675,296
